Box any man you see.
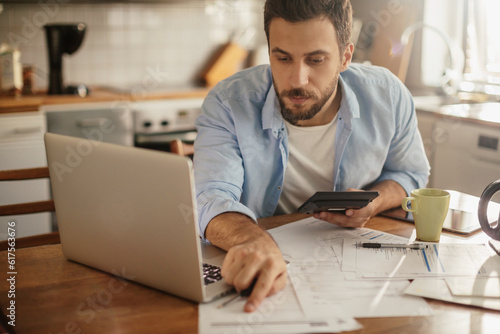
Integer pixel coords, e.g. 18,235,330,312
194,0,429,313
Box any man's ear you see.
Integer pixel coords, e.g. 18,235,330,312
341,43,354,71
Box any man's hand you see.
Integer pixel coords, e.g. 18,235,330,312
221,233,287,312
205,212,287,312
313,199,375,228
313,181,407,228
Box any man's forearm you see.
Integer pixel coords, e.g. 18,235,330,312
369,180,407,216
205,212,274,251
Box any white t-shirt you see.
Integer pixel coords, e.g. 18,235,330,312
275,115,338,215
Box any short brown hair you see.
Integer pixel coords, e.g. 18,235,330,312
264,0,352,53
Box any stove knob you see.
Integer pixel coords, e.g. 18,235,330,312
161,120,169,126
143,121,152,128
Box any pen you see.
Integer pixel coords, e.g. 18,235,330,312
217,280,256,309
358,242,429,250
216,260,290,309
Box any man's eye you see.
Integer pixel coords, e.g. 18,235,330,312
277,57,290,62
308,57,324,64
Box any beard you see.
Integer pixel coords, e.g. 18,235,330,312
274,73,339,126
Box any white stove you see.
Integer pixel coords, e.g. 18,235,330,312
133,97,204,151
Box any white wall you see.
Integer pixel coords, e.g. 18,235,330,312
0,1,265,92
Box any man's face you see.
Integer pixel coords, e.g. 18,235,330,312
269,17,352,126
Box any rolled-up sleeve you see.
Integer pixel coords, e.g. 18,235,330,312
375,80,430,195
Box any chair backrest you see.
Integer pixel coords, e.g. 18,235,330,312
170,139,195,157
0,167,59,250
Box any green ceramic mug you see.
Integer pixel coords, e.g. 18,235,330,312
402,188,451,242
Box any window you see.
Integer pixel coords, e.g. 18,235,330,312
420,0,500,96
464,0,500,92
420,0,465,92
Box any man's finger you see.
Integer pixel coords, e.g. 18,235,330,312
244,260,287,312
221,248,248,285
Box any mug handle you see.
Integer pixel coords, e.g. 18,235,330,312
402,197,416,212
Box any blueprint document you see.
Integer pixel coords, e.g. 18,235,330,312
268,217,434,318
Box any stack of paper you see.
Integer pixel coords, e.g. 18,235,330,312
269,217,434,319
404,277,500,311
198,216,500,333
331,224,500,311
341,239,500,279
199,282,362,333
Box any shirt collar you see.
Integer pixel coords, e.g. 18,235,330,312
262,84,285,136
338,72,360,120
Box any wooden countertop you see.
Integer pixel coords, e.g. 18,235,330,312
0,87,210,114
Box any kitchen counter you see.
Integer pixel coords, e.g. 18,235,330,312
0,87,210,113
414,96,500,128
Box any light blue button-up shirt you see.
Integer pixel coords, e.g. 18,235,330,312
194,63,430,238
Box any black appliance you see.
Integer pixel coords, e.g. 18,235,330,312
44,23,87,95
478,180,500,241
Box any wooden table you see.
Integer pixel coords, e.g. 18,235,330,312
1,214,499,334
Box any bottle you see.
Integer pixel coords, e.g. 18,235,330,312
0,43,23,96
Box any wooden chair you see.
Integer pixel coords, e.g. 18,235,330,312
0,167,59,251
170,139,195,157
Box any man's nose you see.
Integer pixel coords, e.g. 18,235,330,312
288,61,309,88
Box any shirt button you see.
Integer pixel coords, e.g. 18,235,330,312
277,186,282,190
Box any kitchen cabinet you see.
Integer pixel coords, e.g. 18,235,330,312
0,88,208,240
415,99,500,197
0,112,52,240
0,87,208,240
432,119,500,197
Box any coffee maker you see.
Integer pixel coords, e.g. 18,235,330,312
44,23,87,95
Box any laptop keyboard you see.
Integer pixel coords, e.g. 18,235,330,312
203,263,223,285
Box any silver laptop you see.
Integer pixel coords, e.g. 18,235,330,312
44,132,233,303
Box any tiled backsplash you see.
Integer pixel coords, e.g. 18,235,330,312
0,1,266,92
